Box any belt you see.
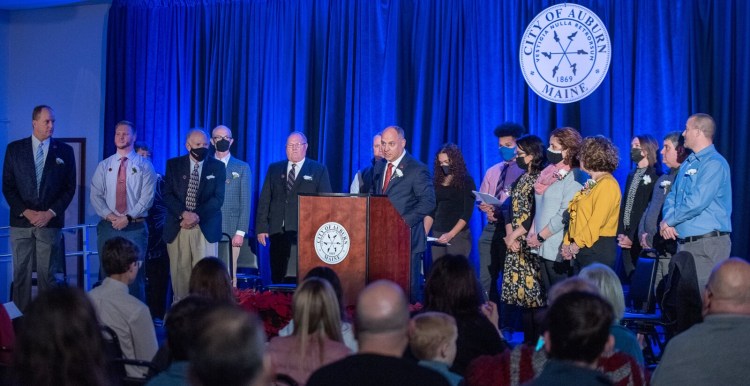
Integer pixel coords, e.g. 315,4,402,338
677,231,730,244
130,217,147,223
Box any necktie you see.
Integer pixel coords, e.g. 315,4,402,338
287,163,297,192
494,163,509,198
35,142,45,193
115,156,128,214
186,162,200,211
382,163,394,191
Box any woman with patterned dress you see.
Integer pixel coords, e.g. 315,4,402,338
501,135,547,345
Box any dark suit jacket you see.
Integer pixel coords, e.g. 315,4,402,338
371,152,435,254
162,155,225,243
255,159,332,235
2,137,76,228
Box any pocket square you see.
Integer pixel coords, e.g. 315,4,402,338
206,175,215,180
303,175,313,181
56,158,64,165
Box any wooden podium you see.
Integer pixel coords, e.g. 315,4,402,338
298,194,411,308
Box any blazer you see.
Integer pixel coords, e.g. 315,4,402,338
220,156,252,236
255,158,332,235
532,169,583,261
162,155,225,244
371,152,435,254
2,137,76,228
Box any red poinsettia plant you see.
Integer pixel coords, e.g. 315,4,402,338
235,288,293,338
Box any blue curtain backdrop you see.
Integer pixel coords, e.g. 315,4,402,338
104,0,750,280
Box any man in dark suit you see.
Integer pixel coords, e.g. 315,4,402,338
2,105,76,311
162,129,225,301
211,125,252,284
256,131,332,284
371,126,435,302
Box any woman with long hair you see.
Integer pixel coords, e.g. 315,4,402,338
424,254,507,376
424,143,477,260
526,127,583,291
188,257,236,304
13,287,109,386
267,277,350,385
618,134,661,278
563,136,621,271
500,134,547,345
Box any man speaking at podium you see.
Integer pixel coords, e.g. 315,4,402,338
372,126,435,302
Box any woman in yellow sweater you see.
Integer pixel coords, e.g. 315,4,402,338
563,136,621,272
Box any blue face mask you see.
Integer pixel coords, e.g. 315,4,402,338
499,145,517,162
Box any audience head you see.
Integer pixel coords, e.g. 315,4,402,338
549,127,583,167
32,105,55,141
211,125,234,154
409,312,458,365
579,263,625,321
292,277,344,342
189,257,235,304
286,131,309,163
186,128,210,162
101,236,140,282
662,131,690,169
165,296,215,361
381,125,406,162
544,291,614,365
578,135,619,174
304,266,346,318
494,122,525,161
190,305,269,386
14,287,108,386
547,276,600,305
515,134,547,173
632,134,660,168
703,258,750,317
355,280,410,354
134,141,152,159
424,254,482,317
684,113,716,146
434,142,469,188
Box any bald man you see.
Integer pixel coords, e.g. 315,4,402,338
162,129,225,301
308,280,449,386
652,258,750,386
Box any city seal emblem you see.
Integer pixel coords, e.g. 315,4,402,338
314,222,351,265
519,3,611,104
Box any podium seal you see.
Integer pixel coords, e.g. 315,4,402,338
314,222,351,264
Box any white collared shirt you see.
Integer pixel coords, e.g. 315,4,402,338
382,150,406,188
287,157,306,176
30,135,50,163
215,153,231,167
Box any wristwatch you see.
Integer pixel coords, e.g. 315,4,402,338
537,234,546,243
126,215,133,223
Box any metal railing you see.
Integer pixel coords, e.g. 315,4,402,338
0,224,98,291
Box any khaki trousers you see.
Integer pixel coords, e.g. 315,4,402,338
166,227,217,302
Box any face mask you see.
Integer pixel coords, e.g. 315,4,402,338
630,148,645,163
190,147,208,162
215,139,230,152
441,165,451,176
500,145,517,162
547,148,564,165
516,157,529,170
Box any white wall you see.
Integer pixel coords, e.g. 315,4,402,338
0,3,110,301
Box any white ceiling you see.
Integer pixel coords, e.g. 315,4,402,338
0,0,110,11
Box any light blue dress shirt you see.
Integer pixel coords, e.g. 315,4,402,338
90,150,157,219
662,144,732,237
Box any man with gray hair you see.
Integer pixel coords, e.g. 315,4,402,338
660,113,732,291
162,129,225,301
308,280,449,386
652,258,750,385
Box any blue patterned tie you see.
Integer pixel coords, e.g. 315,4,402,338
35,142,45,194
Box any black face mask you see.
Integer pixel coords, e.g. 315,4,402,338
517,157,529,170
190,147,209,162
441,165,451,176
547,148,564,165
215,139,230,152
631,148,645,163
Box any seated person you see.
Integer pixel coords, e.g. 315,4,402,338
409,312,463,386
146,296,214,386
88,236,158,378
189,257,236,305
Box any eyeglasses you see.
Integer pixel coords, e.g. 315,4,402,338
287,143,307,149
212,136,232,141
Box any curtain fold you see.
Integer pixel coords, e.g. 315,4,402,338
105,0,750,278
